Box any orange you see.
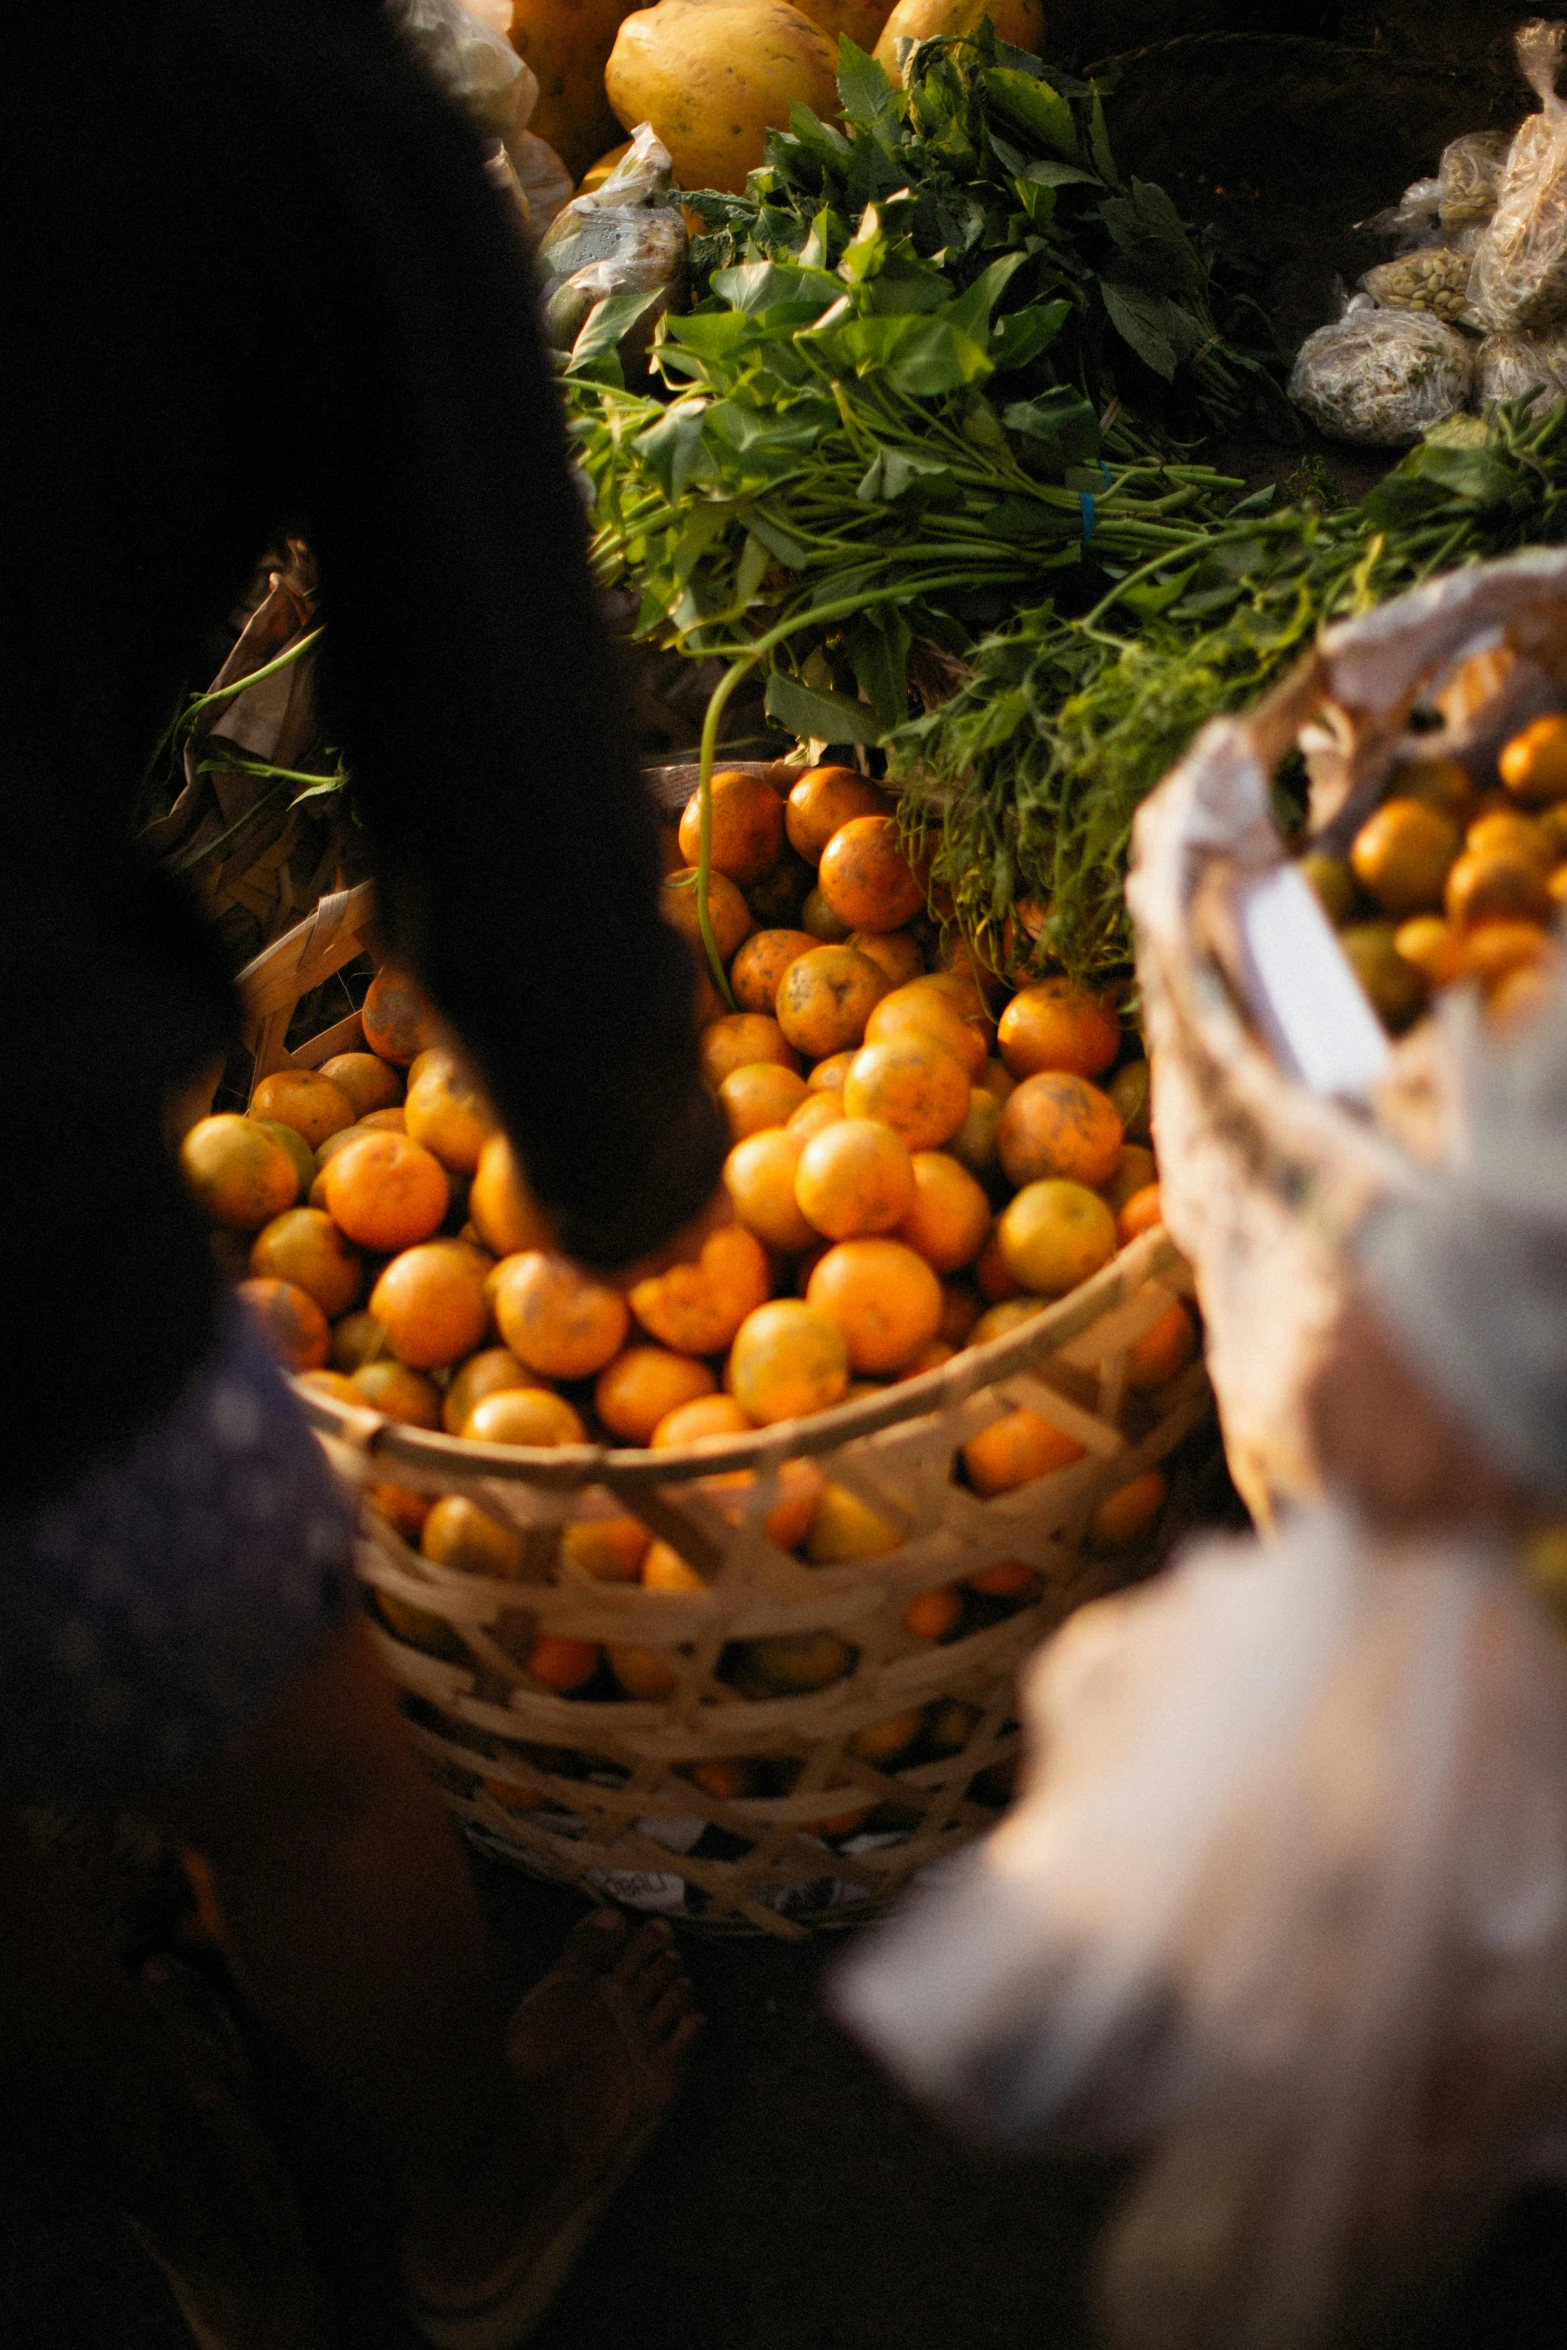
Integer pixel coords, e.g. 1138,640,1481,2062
998,1180,1117,1297
848,1711,922,1765
370,1240,490,1369
997,980,1120,1081
896,1152,991,1274
1457,921,1555,989
236,1277,330,1371
849,930,924,988
725,1129,817,1253
257,1119,316,1200
629,1224,771,1355
642,1541,709,1592
817,816,924,933
698,1013,800,1089
560,1515,652,1582
349,1359,442,1426
747,851,816,930
804,1482,903,1561
843,1033,970,1151
332,1309,388,1372
1126,1299,1197,1390
677,768,786,884
1106,1144,1157,1213
1552,863,1567,903
718,1062,809,1143
682,1757,760,1800
982,1055,1018,1105
1393,914,1464,988
1089,1469,1167,1550
651,1394,755,1448
806,1238,943,1374
1467,810,1554,869
468,1133,556,1256
975,1231,1021,1302
865,983,987,1079
442,1346,541,1435
785,765,887,862
1116,1184,1164,1246
735,1630,855,1694
361,966,440,1065
730,928,817,1013
323,1132,449,1252
249,1207,362,1318
774,944,889,1058
1299,853,1356,925
595,1346,717,1443
938,1283,982,1346
963,1408,1085,1495
608,1645,681,1699
660,867,754,963
801,885,852,943
180,1114,300,1231
1445,849,1552,932
367,1484,434,1542
357,1107,407,1132
493,1252,630,1379
968,1560,1040,1598
318,1051,403,1119
689,1457,824,1551
997,1072,1122,1190
895,1339,954,1380
1500,711,1567,802
298,1368,360,1406
251,1067,356,1151
1399,755,1476,824
787,1091,846,1144
1489,962,1556,1028
421,1495,524,1579
1540,803,1567,856
404,1054,493,1174
1349,799,1459,916
463,1387,588,1447
949,1089,1000,1181
728,1299,849,1423
915,968,992,1023
970,1298,1046,1347
795,1117,916,1240
904,1585,962,1639
1341,922,1428,1030
525,1635,601,1692
808,1051,857,1090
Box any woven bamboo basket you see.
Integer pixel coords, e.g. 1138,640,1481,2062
1128,546,1567,1527
233,858,1212,1938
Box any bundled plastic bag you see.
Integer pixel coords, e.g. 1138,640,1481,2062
537,125,688,357
836,1509,1567,2350
1477,321,1567,409
1360,245,1474,323
1470,20,1567,332
384,0,536,142
1439,129,1515,236
1289,301,1474,446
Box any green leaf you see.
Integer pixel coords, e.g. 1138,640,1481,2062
1087,83,1119,186
1004,386,1100,466
991,297,1070,372
1100,280,1178,379
564,290,664,375
745,510,813,567
632,400,712,500
838,38,902,144
787,100,853,169
1020,157,1101,189
849,605,914,728
854,448,959,504
765,665,885,744
985,70,1080,163
710,260,842,316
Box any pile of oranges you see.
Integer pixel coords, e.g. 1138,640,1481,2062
1302,707,1567,1032
178,763,1197,1820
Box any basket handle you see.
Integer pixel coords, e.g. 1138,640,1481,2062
236,880,379,1087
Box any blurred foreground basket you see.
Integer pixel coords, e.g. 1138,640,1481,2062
237,879,1211,1938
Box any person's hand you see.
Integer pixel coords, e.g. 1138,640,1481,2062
1302,1288,1531,1535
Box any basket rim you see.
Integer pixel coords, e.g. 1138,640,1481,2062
293,1223,1179,1483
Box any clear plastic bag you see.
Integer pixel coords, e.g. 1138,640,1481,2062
1359,177,1443,254
835,1509,1567,2350
1469,20,1567,332
508,127,574,240
1360,245,1475,322
1476,320,1567,410
536,125,688,357
383,0,537,143
1439,129,1515,235
1289,303,1475,446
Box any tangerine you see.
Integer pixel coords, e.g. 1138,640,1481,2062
949,1089,1001,1179
492,1253,630,1379
804,1483,903,1562
816,816,924,933
660,867,753,963
463,1387,587,1447
249,1207,362,1319
865,983,987,1079
628,1224,771,1355
1445,849,1552,931
896,1152,991,1274
421,1495,524,1579
677,769,786,884
1500,712,1567,802
795,1117,916,1240
251,1067,357,1151
595,1346,718,1444
787,1091,846,1143
257,1120,316,1200
560,1516,652,1582
236,1277,330,1372
843,1033,970,1151
962,1407,1086,1496
642,1542,709,1592
319,1051,403,1118
997,980,1120,1081
727,1300,849,1423
725,1128,818,1253
650,1394,755,1448
323,1132,449,1252
800,886,852,943
404,1054,493,1174
1457,920,1555,989
998,1180,1117,1296
1089,1469,1167,1550
806,1239,943,1373
1392,914,1463,988
904,1586,962,1639
938,1284,982,1346
808,1052,858,1091
1467,810,1554,869
775,945,889,1058
1116,1184,1164,1246
1126,1299,1197,1390
370,1240,490,1369
698,1013,800,1089
361,966,440,1065
1350,798,1459,916
974,1230,1021,1302
468,1134,556,1255
784,766,887,862
718,1063,809,1143
441,1346,541,1435
730,928,817,1013
608,1645,681,1699
525,1636,601,1692
1105,1144,1157,1212
848,931,924,989
349,1358,442,1426
180,1114,300,1231
332,1309,387,1372
997,1072,1122,1190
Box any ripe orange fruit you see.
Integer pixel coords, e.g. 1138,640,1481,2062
1500,711,1567,802
801,885,852,943
1300,853,1355,924
682,1757,761,1800
441,1346,542,1435
998,1180,1117,1296
1467,810,1554,870
629,1224,771,1355
848,1710,922,1764
804,1482,903,1561
249,1207,362,1319
896,1152,991,1274
1445,849,1552,931
787,1091,846,1143
298,1367,360,1406
650,1394,755,1448
894,1339,954,1380
728,1299,849,1423
730,928,817,1013
608,1645,681,1699
795,1117,916,1240
236,1277,330,1371
642,1541,709,1591
849,931,924,988
358,1107,407,1132
492,1253,630,1380
370,1240,490,1369
1350,799,1460,916
1489,962,1556,1028
677,769,786,885
808,1051,857,1090
970,1297,1045,1347
463,1387,588,1447
369,1485,436,1543
1106,1144,1157,1212
806,1239,943,1373
774,944,890,1058
784,766,887,862
525,1635,601,1692
694,1457,824,1550
1116,1184,1164,1246
904,1585,962,1639
323,1132,449,1252
1457,920,1555,989
1399,755,1476,824
938,1284,982,1346
950,1088,1001,1180
468,1133,556,1256
718,1065,808,1145
560,1515,652,1582
331,1309,387,1371
982,1055,1017,1105
997,980,1120,1081
349,1358,442,1426
660,867,754,963
725,1128,818,1253
361,966,441,1065
975,1230,1021,1302
843,1033,971,1151
1127,1299,1197,1390
963,1407,1086,1495
421,1495,524,1579
1392,914,1463,988
968,1560,1039,1598
1089,1469,1167,1550
595,1346,718,1444
250,1067,357,1151
404,1054,492,1174
256,1120,316,1200
698,1013,800,1089
997,1072,1123,1190
817,816,924,933
1341,922,1428,1030
180,1115,300,1231
319,1051,403,1118
865,982,988,1079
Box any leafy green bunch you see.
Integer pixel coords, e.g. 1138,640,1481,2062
893,402,1567,982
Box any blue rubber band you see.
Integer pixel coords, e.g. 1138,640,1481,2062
1079,464,1114,552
